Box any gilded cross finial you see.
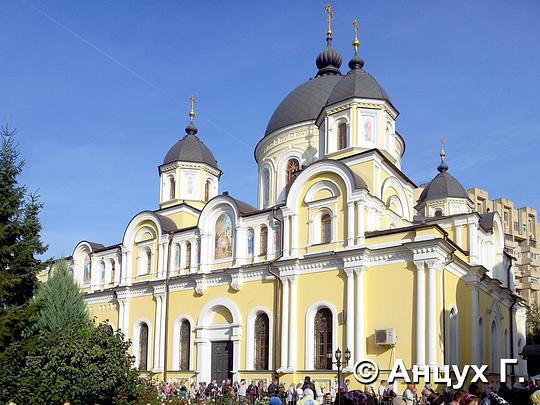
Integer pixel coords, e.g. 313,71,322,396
440,137,446,159
352,17,360,53
189,95,195,121
324,4,334,40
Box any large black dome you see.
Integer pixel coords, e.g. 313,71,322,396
264,74,342,136
163,122,218,169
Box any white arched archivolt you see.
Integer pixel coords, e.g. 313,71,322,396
304,180,341,203
381,176,410,221
72,241,95,286
132,318,152,371
196,297,242,382
305,301,338,370
277,150,303,203
245,306,273,370
172,315,195,371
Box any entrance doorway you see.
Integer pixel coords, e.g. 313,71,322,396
211,341,233,382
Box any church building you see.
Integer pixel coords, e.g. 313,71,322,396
68,11,528,387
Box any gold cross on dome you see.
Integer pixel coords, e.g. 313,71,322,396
440,137,446,159
352,17,359,52
189,95,195,121
324,4,334,36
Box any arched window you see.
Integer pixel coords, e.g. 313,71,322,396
139,323,149,371
174,243,181,271
314,308,332,370
285,158,300,186
145,249,152,274
247,228,254,257
83,257,91,284
179,319,190,370
434,209,443,217
205,179,212,202
337,122,347,150
215,213,233,259
169,176,176,200
479,317,485,364
449,307,458,366
321,213,332,244
254,312,269,370
110,259,116,283
185,242,191,269
99,261,105,284
491,320,499,372
260,226,268,256
262,169,270,208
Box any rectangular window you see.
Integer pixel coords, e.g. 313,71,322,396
514,221,520,232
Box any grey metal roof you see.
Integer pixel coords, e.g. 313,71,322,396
479,212,496,232
326,68,391,106
264,74,342,136
163,133,218,169
417,171,468,205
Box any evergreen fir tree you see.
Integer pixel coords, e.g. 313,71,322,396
0,124,47,350
35,259,91,332
0,124,47,307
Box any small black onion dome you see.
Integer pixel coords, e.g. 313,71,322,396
316,39,342,77
348,52,365,70
163,120,218,169
185,120,198,136
416,156,467,205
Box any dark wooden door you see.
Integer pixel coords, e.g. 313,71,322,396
211,341,233,382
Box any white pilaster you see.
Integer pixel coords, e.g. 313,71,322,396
288,276,298,370
356,201,365,246
415,260,426,365
153,294,163,371
291,214,299,256
354,266,366,362
280,277,289,371
347,202,355,247
345,268,355,368
426,260,439,366
468,220,479,265
283,216,290,257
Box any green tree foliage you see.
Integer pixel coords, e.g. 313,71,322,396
0,323,143,405
34,259,91,333
0,124,47,350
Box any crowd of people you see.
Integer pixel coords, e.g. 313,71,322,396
149,376,540,405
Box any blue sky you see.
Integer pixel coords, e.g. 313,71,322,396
1,1,539,259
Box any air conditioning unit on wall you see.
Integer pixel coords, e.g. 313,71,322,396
375,328,397,345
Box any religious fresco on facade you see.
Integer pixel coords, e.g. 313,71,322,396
215,214,233,259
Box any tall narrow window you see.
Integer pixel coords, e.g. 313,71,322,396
174,243,181,270
110,259,116,283
247,228,254,257
185,242,191,269
139,323,149,371
169,176,176,200
254,312,269,370
99,261,105,284
286,158,300,186
83,257,91,284
145,249,152,274
314,308,332,370
179,320,190,370
321,213,332,244
262,169,270,208
260,226,268,256
337,122,347,150
205,179,212,202
449,308,458,366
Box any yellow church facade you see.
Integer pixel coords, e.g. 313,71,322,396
68,17,527,388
